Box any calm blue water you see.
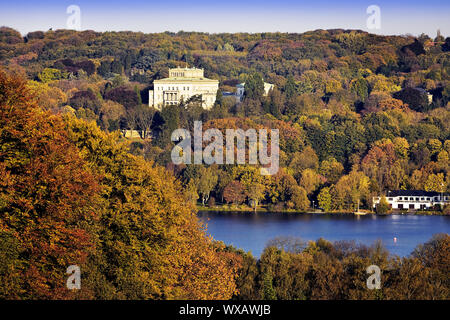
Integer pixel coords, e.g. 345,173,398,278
198,211,450,257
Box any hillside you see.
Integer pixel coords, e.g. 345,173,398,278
1,27,449,211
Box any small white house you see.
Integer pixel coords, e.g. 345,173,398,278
373,190,450,211
235,82,274,103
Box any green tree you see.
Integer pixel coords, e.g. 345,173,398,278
284,75,297,99
318,187,332,212
376,196,391,214
197,166,218,205
350,78,369,101
244,73,264,100
248,183,266,212
98,60,111,76
111,59,123,74
157,104,181,147
262,269,277,300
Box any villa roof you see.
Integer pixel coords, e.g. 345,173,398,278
154,77,218,83
386,190,448,197
414,87,431,94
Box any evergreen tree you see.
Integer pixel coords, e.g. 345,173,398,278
244,73,264,100
98,60,111,77
134,85,142,105
262,269,277,300
284,75,297,100
111,59,123,74
157,104,181,148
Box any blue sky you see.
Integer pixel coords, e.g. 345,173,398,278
0,0,449,37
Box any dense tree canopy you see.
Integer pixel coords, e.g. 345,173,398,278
0,27,449,299
0,69,239,299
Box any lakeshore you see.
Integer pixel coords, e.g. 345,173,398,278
198,210,450,257
197,205,449,216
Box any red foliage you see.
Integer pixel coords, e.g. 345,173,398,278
0,69,100,299
223,180,246,204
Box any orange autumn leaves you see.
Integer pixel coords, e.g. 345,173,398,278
0,69,240,299
0,70,99,299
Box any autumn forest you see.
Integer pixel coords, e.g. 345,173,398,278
0,27,449,299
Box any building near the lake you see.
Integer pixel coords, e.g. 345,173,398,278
235,82,274,103
373,190,450,210
148,67,219,110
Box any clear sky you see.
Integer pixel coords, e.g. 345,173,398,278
0,0,449,37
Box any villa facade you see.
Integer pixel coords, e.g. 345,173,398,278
148,67,219,110
373,190,450,210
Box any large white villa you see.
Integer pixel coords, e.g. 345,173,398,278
148,67,219,110
148,67,276,109
373,190,450,211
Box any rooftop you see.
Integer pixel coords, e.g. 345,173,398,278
386,190,449,197
153,67,218,83
154,77,218,83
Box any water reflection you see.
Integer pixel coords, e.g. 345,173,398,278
198,211,450,257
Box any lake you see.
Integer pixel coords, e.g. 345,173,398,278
197,211,450,257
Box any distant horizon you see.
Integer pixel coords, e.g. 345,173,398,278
1,26,447,39
0,0,449,38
